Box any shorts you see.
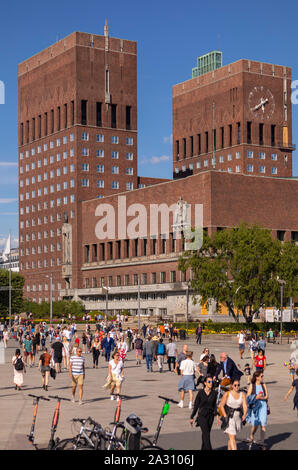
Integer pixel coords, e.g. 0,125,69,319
135,349,142,356
178,375,196,392
239,344,245,351
41,366,51,375
24,351,31,357
71,374,84,386
54,355,62,364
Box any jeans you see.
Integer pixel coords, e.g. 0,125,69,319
146,354,153,370
168,356,176,371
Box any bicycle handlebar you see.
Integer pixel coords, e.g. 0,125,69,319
28,394,50,401
158,395,179,404
48,395,71,401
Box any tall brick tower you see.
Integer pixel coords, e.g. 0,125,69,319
18,24,138,302
173,58,294,179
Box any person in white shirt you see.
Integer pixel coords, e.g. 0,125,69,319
177,351,197,409
237,331,246,360
166,338,177,372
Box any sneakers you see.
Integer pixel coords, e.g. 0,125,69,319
189,402,193,409
71,396,75,403
78,400,83,405
110,395,116,400
177,401,184,408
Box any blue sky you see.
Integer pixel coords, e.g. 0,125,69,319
0,0,298,247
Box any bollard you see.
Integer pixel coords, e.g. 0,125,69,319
0,341,5,364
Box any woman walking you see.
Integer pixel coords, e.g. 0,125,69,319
38,347,52,391
283,369,298,413
190,375,219,450
219,378,248,450
246,370,268,450
117,336,128,363
12,349,26,391
62,336,71,370
82,332,88,354
102,351,124,401
3,328,9,348
177,351,197,409
196,355,209,387
91,336,101,368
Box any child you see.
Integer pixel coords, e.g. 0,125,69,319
244,363,251,385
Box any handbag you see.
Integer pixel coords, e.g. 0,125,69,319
50,367,56,380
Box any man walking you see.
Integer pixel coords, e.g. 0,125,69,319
143,336,154,372
175,344,189,375
157,338,166,373
166,338,177,372
101,333,116,362
196,324,203,345
69,347,85,405
51,336,64,374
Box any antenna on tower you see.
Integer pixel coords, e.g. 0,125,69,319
104,19,109,37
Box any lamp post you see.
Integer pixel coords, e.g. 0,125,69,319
278,279,286,345
186,281,191,338
137,275,141,334
46,274,53,325
103,286,110,320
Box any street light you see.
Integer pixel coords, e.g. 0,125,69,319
277,279,286,345
186,281,191,338
102,286,110,320
46,274,53,325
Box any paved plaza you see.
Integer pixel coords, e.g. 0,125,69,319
0,333,297,450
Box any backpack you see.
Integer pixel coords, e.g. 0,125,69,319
157,343,165,355
14,357,24,371
127,330,132,339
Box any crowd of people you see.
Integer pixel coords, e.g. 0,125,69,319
1,316,297,451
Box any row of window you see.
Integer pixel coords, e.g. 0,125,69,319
175,122,279,159
177,162,279,175
26,282,62,292
20,153,74,172
20,228,62,242
20,135,75,156
20,185,76,198
247,151,279,160
21,243,62,255
84,270,186,288
81,164,133,175
21,259,62,269
20,169,75,189
20,181,75,200
81,133,134,146
81,179,134,190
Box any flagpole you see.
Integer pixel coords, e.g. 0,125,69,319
9,230,12,329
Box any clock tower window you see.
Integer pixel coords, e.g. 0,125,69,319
259,123,264,146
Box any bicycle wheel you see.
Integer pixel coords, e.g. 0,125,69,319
54,437,95,450
142,445,164,451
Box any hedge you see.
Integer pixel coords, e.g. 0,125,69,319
171,321,298,334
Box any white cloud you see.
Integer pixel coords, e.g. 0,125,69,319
163,134,173,144
0,162,18,167
0,198,17,203
140,155,170,165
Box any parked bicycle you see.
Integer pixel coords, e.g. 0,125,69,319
54,417,105,450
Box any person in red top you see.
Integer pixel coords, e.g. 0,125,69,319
254,349,266,372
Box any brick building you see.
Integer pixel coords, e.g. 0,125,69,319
18,26,167,302
173,59,294,179
18,28,298,319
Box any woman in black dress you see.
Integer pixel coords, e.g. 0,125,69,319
190,375,219,450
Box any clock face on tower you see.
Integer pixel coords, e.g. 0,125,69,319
248,86,275,121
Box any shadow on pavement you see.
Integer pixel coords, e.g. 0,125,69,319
265,432,292,450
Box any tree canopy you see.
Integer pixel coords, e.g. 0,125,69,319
0,270,25,318
179,223,298,323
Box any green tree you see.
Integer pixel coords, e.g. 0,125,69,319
179,223,298,324
0,270,25,318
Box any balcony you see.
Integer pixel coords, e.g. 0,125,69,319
277,142,296,151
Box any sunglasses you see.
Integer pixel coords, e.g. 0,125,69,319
233,384,240,387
